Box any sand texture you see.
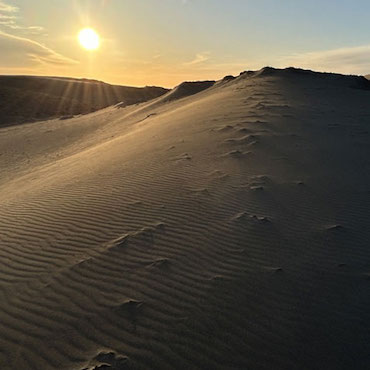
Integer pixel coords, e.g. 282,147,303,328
1,67,370,369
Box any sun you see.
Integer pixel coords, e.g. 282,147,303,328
78,28,100,50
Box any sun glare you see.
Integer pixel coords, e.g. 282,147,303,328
78,28,100,50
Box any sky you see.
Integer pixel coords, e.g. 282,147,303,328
1,0,370,87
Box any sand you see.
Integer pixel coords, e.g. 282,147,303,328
1,67,370,369
0,76,168,128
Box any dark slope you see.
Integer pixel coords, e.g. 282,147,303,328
0,75,168,127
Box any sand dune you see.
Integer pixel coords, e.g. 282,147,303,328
157,81,215,103
0,76,168,128
1,67,370,369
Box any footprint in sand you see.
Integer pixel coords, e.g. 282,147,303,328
147,258,171,270
325,224,345,232
249,185,264,191
83,350,129,370
222,150,252,158
175,153,192,161
216,125,234,132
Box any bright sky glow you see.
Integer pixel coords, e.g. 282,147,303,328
78,28,100,50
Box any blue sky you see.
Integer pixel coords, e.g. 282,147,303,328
0,0,369,86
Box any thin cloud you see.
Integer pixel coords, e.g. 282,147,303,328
0,1,18,12
0,14,16,19
0,1,44,34
184,52,211,66
6,22,44,33
278,45,370,75
0,30,78,67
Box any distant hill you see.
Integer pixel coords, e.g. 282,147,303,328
0,75,168,127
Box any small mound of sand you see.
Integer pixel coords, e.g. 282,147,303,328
159,80,215,102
